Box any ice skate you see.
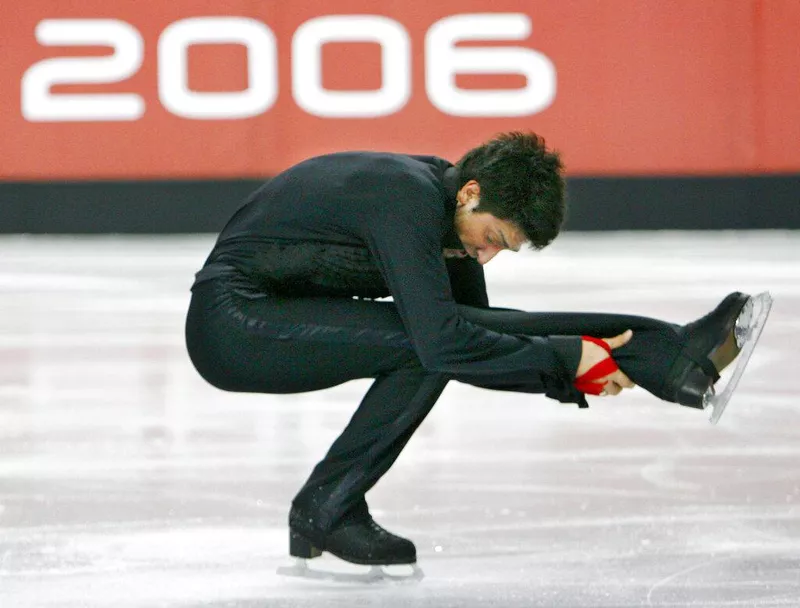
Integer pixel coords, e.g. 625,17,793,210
277,508,424,583
704,292,773,424
665,291,773,424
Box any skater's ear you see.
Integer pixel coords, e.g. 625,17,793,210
456,180,481,207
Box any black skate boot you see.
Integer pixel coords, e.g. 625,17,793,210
664,291,750,409
663,291,773,423
288,505,416,565
279,506,423,582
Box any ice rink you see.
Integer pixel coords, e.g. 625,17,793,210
1,231,798,607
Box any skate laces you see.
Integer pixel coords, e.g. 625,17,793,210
366,519,409,545
574,335,619,395
368,519,392,538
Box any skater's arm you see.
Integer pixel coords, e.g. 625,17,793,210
361,188,580,381
445,256,489,308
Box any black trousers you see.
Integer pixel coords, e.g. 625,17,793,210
185,273,682,533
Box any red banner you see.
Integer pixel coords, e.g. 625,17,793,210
2,1,799,180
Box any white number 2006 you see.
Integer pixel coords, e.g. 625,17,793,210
21,14,556,122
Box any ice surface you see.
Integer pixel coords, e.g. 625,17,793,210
0,232,798,607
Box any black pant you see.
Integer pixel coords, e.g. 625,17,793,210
185,274,682,533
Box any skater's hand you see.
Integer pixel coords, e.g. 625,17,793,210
576,330,635,396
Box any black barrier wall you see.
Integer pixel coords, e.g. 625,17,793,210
1,175,798,233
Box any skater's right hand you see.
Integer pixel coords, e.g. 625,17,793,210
576,330,635,396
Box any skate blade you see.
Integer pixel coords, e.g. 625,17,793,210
277,558,424,584
707,292,773,425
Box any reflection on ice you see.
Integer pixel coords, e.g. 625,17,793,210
277,557,425,584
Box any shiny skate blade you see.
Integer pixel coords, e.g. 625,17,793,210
708,292,773,425
277,558,424,584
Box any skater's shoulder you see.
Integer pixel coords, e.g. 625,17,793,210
293,151,449,189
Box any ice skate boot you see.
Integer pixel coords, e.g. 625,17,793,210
664,291,773,424
277,507,424,582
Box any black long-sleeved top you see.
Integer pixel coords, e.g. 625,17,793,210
194,152,582,396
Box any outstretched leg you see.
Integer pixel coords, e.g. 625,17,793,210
456,305,682,399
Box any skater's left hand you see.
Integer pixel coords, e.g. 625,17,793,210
576,330,636,396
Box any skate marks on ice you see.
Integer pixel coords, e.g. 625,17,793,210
645,555,800,607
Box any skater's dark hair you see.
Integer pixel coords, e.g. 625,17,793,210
456,131,565,250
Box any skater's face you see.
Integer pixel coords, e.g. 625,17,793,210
453,180,526,265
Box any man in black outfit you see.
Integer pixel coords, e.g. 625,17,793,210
185,132,749,567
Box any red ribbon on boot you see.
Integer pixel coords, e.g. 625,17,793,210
574,335,619,395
